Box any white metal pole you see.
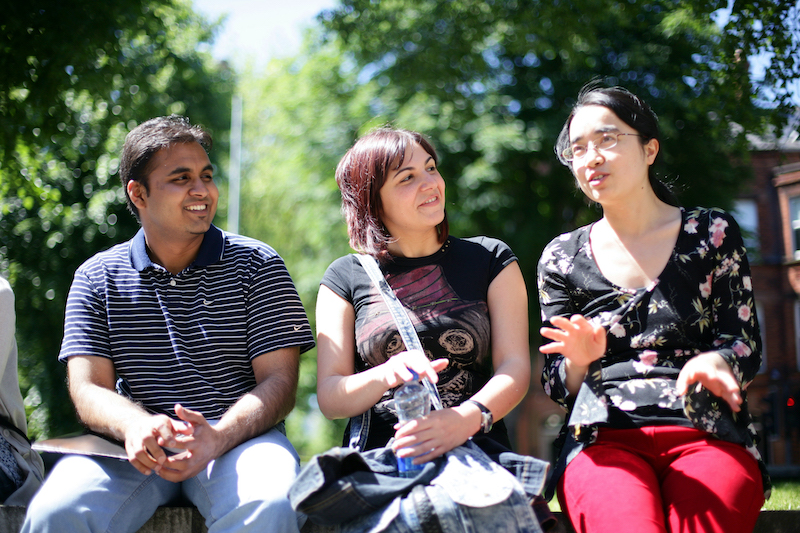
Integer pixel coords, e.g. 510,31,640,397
228,94,242,234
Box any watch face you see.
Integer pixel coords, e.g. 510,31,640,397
481,411,492,432
467,399,492,432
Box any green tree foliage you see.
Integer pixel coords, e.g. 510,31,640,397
234,37,384,458
0,0,234,437
318,0,800,301
230,1,798,456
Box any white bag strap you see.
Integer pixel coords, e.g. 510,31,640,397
356,254,443,411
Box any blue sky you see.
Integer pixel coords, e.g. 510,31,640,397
193,0,338,68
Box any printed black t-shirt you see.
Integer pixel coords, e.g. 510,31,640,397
321,236,517,450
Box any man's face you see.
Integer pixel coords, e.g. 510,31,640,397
128,142,218,243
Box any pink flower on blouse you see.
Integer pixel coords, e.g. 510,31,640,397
684,218,699,234
743,276,752,291
639,350,658,366
738,304,752,322
633,350,659,374
710,217,729,248
699,274,713,298
609,321,626,338
733,340,752,357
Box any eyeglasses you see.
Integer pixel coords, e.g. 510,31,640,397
561,132,642,162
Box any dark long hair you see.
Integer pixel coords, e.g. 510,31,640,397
335,127,449,259
555,84,678,206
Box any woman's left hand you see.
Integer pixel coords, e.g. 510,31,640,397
391,404,479,463
676,352,742,412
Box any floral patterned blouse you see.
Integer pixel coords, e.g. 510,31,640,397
537,207,769,497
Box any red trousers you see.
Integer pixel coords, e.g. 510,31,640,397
558,426,764,533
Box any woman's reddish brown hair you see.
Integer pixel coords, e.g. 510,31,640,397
335,127,449,259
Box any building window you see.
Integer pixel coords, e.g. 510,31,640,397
789,196,800,261
733,199,761,263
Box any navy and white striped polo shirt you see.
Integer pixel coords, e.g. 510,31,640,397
59,225,315,420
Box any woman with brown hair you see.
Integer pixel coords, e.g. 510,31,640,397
316,126,531,464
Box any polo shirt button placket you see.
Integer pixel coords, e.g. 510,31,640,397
169,279,177,287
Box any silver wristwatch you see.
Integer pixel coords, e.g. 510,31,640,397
466,399,493,433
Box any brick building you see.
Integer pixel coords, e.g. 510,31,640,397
516,118,800,471
741,121,800,468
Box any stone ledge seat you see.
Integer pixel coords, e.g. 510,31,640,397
2,505,798,533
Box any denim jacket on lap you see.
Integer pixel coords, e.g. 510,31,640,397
289,440,548,533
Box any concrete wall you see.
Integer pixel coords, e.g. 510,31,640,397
3,505,798,533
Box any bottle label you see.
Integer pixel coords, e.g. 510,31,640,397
397,452,423,477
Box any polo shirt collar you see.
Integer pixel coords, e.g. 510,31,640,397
129,224,225,272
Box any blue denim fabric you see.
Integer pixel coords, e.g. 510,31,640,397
23,426,302,533
347,410,371,451
340,484,541,533
289,440,547,533
493,450,549,501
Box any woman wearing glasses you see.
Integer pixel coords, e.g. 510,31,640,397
537,84,767,533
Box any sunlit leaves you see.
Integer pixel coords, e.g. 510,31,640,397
317,0,797,299
235,36,377,457
1,0,233,438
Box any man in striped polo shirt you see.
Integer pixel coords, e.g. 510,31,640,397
24,116,315,533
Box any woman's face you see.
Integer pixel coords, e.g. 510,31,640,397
567,104,658,205
378,142,445,240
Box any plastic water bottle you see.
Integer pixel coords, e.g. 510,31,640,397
394,370,431,477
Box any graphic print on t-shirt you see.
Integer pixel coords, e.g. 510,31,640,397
356,264,491,410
